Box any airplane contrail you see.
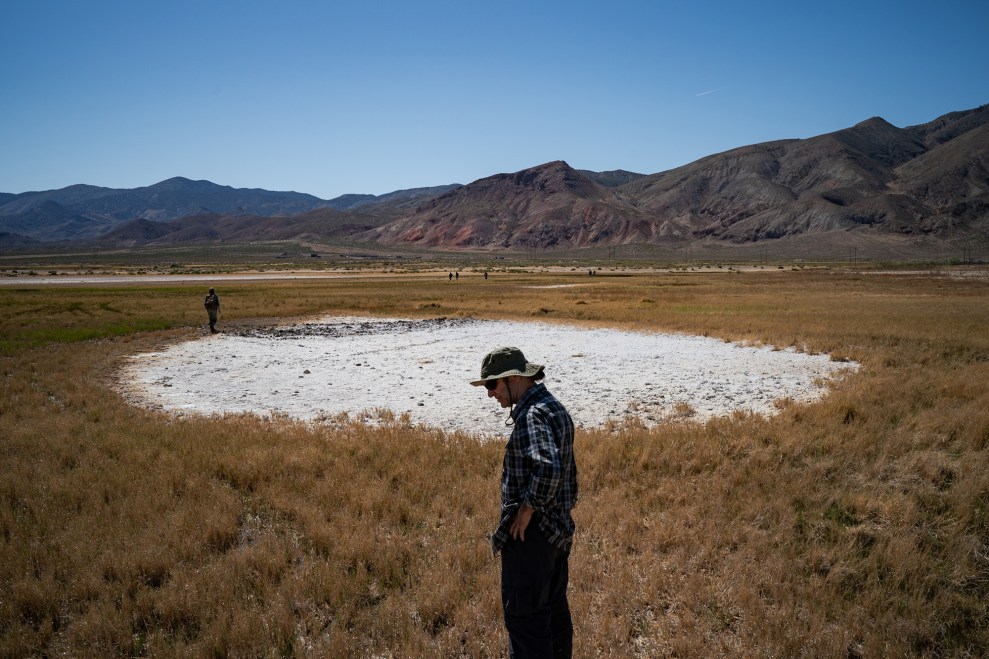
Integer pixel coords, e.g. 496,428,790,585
696,89,719,96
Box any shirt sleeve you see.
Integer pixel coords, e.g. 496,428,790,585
518,406,563,511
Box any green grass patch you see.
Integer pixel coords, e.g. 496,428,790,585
0,319,175,355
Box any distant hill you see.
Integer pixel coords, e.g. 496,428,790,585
102,206,390,247
369,105,988,250
323,185,462,211
3,104,987,255
0,178,465,243
620,107,989,243
0,200,111,241
0,178,332,240
577,169,646,187
366,161,651,249
0,231,38,249
321,194,378,211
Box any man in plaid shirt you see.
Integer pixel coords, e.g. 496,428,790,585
472,347,577,658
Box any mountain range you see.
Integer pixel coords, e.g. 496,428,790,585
2,104,986,254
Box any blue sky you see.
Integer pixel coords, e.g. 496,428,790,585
2,0,987,199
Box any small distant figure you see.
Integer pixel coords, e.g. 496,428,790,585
204,287,220,333
455,271,460,281
449,272,454,282
484,271,489,280
589,270,592,276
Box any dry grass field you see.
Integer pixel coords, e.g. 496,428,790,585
1,267,987,657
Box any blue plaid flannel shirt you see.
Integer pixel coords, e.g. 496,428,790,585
492,382,578,555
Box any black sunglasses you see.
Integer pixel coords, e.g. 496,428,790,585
484,379,500,391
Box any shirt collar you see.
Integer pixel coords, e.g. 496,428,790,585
510,382,546,422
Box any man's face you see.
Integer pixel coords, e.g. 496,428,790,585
486,378,511,408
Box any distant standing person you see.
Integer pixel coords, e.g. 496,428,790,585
471,347,578,658
204,287,220,333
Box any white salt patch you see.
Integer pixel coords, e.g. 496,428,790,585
120,316,856,437
524,284,583,289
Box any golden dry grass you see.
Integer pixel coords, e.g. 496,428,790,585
1,268,988,657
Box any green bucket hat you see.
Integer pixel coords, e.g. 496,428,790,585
470,346,544,386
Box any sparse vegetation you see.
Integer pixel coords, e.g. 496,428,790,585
1,267,988,656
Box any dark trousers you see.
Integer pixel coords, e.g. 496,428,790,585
501,522,573,658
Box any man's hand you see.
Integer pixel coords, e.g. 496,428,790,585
510,504,534,541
